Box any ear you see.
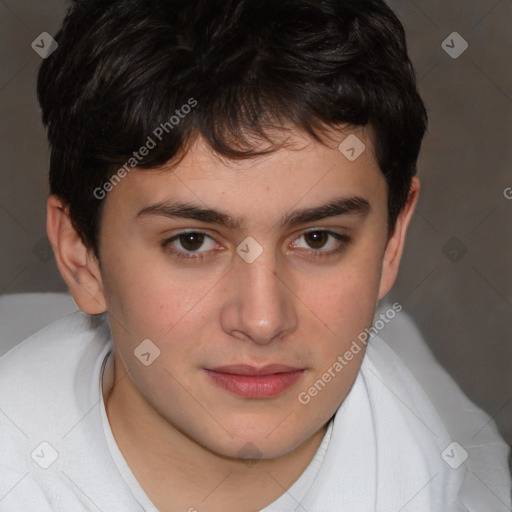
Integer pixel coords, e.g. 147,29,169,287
377,176,420,301
46,194,107,314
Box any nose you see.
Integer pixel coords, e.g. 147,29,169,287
220,250,298,345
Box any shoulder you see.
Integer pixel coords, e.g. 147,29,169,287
0,310,111,397
365,333,511,509
0,311,112,468
0,313,144,510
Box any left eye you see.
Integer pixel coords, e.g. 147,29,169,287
293,230,345,251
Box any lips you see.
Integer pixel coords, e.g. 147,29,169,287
210,364,302,376
204,364,305,398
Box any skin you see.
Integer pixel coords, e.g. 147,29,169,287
47,125,419,512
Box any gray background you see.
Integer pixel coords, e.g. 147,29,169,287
0,0,511,448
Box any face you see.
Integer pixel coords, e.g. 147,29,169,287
94,126,400,459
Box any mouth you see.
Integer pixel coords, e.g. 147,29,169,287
203,364,305,398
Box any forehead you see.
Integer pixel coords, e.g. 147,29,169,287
102,125,386,225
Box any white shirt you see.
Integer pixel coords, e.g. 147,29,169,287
0,311,510,511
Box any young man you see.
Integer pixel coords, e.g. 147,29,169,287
0,0,510,510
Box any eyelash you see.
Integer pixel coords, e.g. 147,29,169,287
161,230,351,262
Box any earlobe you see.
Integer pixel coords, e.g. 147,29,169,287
377,176,420,301
46,194,107,314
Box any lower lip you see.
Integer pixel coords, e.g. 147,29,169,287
204,370,304,398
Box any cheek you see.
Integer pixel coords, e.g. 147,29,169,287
101,243,222,338
295,262,381,415
303,249,383,342
306,279,377,374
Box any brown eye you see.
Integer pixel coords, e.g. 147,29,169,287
291,229,351,259
161,231,219,261
178,232,205,251
303,230,329,249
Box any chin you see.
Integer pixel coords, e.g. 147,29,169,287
196,417,319,462
210,437,297,462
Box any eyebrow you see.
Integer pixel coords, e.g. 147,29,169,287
134,196,371,230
